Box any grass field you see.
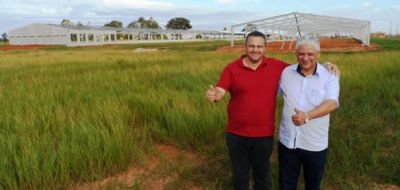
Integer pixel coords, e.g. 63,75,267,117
0,42,8,47
371,38,400,50
0,39,399,189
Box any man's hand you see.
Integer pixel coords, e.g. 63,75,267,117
323,62,340,77
292,108,307,126
206,85,226,103
206,85,217,103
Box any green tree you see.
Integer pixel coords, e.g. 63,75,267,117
127,21,140,28
61,19,74,26
104,20,123,28
127,17,160,29
76,21,84,27
1,33,8,42
146,17,160,29
165,17,192,30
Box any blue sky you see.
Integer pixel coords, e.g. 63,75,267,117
1,0,400,34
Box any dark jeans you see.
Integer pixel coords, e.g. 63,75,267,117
278,142,327,190
226,133,274,190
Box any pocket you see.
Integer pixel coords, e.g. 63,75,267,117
307,89,325,106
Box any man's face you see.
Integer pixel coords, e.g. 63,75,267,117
245,36,266,63
296,44,320,70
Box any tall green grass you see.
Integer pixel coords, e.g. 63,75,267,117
371,37,400,50
323,51,400,188
0,40,399,189
0,44,235,189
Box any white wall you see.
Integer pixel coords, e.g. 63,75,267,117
9,24,69,45
9,24,116,46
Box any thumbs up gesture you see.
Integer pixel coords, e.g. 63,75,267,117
292,108,306,126
206,85,217,103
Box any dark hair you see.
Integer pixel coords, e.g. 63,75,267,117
245,30,266,44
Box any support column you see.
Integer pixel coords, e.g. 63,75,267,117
230,26,234,46
280,41,285,50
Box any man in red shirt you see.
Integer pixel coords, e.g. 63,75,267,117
206,31,337,190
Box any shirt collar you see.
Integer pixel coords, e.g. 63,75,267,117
295,62,320,77
239,55,268,69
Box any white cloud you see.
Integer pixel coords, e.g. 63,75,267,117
60,6,73,15
84,12,97,17
1,0,398,33
101,0,177,11
297,2,309,9
362,2,371,7
1,2,73,17
216,0,238,3
392,5,400,11
40,7,57,15
37,5,74,16
371,8,382,12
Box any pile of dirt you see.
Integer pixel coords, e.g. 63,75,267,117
132,48,166,53
71,144,204,190
217,38,378,53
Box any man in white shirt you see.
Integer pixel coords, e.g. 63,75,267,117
278,35,340,190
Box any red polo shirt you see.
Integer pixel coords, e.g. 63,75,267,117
216,55,289,137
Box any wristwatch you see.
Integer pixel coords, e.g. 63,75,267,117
304,112,309,123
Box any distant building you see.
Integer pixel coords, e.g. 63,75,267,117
8,24,241,46
9,24,116,46
371,32,386,38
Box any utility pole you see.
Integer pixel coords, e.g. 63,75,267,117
389,21,392,35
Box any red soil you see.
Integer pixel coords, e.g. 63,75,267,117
1,39,378,52
0,44,54,51
218,38,378,53
71,144,204,190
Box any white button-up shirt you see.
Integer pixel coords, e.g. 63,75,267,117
279,63,340,151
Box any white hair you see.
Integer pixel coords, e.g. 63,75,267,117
296,35,320,52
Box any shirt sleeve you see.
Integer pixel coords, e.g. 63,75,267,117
216,65,231,91
278,78,283,96
325,74,340,107
278,63,291,96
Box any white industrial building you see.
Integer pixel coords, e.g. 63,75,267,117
230,12,371,46
8,24,117,46
8,24,240,46
112,28,237,41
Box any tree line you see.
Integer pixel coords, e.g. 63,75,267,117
61,17,192,30
0,33,8,42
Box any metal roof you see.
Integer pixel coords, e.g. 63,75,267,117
232,12,370,34
49,24,115,31
231,12,371,45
